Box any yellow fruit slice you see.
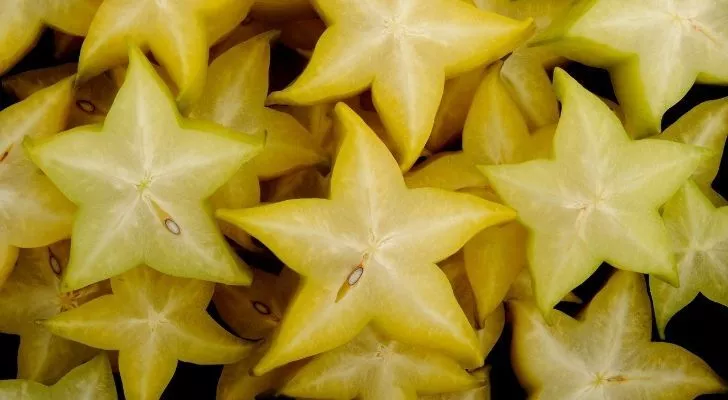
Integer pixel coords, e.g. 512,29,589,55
484,69,706,314
44,266,253,400
511,271,726,399
656,97,728,206
0,77,76,250
267,0,534,170
26,47,263,290
218,103,516,373
533,0,728,138
2,63,120,128
281,326,480,400
650,180,728,338
213,268,297,341
77,0,254,109
0,243,108,384
0,354,117,399
0,0,101,74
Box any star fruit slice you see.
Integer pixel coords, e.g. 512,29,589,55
0,354,117,399
0,77,76,251
512,270,726,399
484,68,706,315
655,96,728,206
213,268,298,341
650,180,728,338
0,242,109,384
218,103,516,373
44,266,253,400
217,348,301,400
190,31,326,181
77,0,254,109
533,0,728,138
440,253,506,358
2,63,120,128
25,47,263,291
267,0,534,170
281,326,480,400
0,0,101,74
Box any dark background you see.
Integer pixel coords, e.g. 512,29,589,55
2,31,728,399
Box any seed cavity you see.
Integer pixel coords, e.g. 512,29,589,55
336,263,365,302
347,266,364,285
76,100,96,114
49,251,62,275
0,145,13,162
164,218,181,235
252,301,271,315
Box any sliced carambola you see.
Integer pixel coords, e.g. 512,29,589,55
532,0,728,138
484,69,705,315
2,63,120,127
0,0,100,74
77,0,254,109
0,78,76,256
0,354,117,400
218,103,516,374
266,0,534,170
44,266,252,400
281,326,480,400
511,271,726,400
650,181,728,338
26,47,263,290
0,243,108,384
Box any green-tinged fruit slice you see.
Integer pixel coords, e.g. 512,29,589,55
281,326,480,400
44,266,253,400
0,243,108,384
0,354,117,400
484,69,706,315
0,77,76,250
26,47,263,290
511,271,726,400
650,180,728,338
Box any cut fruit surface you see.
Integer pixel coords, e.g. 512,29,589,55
511,271,726,400
218,103,516,374
26,47,263,291
267,0,534,170
484,69,706,314
44,266,252,400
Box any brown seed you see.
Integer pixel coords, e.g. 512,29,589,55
164,218,181,235
76,100,96,113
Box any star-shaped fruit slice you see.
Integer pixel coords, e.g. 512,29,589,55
484,69,706,314
656,97,728,206
0,354,117,399
650,180,728,338
511,271,726,399
218,103,516,373
0,0,101,74
0,242,108,384
77,0,254,109
44,266,253,400
267,0,534,169
478,0,571,131
2,63,120,128
25,47,263,291
281,326,480,400
0,77,76,262
533,0,728,138
190,31,326,181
